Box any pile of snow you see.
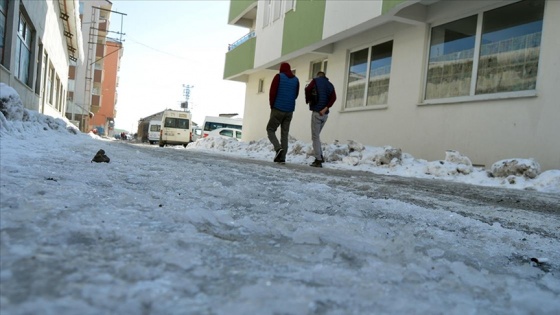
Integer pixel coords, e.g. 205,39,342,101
187,135,559,194
0,83,79,135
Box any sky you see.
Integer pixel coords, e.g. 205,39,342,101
108,1,249,131
1,84,560,313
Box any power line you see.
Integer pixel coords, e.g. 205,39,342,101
126,36,190,61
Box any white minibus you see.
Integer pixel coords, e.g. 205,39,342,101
147,120,161,144
202,116,243,138
159,110,192,147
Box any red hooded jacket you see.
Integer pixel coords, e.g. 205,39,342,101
269,62,299,108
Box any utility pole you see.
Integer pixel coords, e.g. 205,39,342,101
181,84,194,112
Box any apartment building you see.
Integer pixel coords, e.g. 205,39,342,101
89,38,122,137
66,0,124,133
224,0,560,171
0,0,83,118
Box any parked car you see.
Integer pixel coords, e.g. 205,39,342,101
207,127,242,140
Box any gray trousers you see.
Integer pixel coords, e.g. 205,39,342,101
266,108,293,160
311,111,328,160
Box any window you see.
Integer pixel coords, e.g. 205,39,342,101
219,129,234,137
203,122,242,132
309,59,328,80
425,0,545,100
263,0,294,28
42,52,48,95
15,11,34,86
35,44,43,95
345,41,393,109
164,118,189,129
47,65,54,104
258,79,264,93
273,0,282,21
263,0,271,27
53,76,60,110
150,124,161,132
0,0,7,65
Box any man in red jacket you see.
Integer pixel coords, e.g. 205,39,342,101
267,62,300,164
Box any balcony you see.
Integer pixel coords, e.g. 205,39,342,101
228,0,257,28
228,31,255,51
224,32,256,82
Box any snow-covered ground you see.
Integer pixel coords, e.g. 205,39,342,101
1,83,559,314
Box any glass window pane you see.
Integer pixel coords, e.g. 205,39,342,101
0,5,5,64
15,42,20,79
425,15,477,99
345,48,368,109
273,0,281,21
367,41,393,105
263,0,271,27
164,118,175,128
476,0,544,94
220,129,233,137
177,119,189,129
0,0,7,13
311,62,322,79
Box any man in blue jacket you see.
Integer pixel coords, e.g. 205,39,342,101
267,62,300,163
305,71,337,168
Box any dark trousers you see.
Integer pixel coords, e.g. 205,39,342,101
266,108,293,160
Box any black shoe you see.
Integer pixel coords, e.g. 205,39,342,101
310,159,323,168
274,149,284,162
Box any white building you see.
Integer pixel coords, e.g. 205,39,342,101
224,0,560,171
0,0,83,119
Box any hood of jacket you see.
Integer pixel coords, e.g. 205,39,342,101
279,62,295,78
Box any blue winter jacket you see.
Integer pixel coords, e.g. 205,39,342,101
309,76,335,112
273,73,299,112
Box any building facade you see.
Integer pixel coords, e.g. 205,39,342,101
224,0,560,171
89,38,122,137
66,0,124,133
0,0,83,118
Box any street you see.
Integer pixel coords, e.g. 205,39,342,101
1,137,559,314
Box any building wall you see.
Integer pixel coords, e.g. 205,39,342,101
0,0,77,117
68,0,112,132
240,0,560,170
323,0,382,38
281,0,325,56
91,39,121,136
253,3,284,67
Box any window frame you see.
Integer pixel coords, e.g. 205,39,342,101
258,78,264,93
0,0,8,65
309,59,328,81
164,117,190,129
422,0,544,105
15,10,34,86
343,39,394,111
263,0,295,28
